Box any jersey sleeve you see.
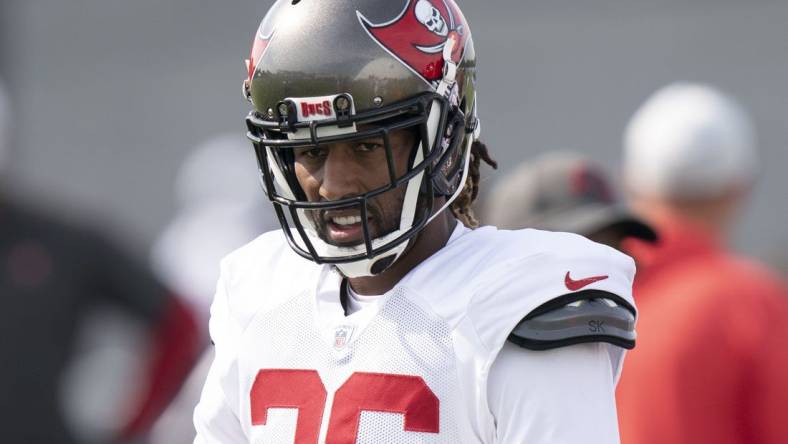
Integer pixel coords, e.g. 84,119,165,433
488,341,620,444
464,231,635,442
193,261,247,444
469,231,637,357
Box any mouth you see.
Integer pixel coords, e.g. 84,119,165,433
321,211,374,246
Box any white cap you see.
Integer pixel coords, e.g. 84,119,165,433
623,83,758,199
174,133,261,210
151,134,278,323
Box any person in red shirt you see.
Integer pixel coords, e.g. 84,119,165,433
616,82,788,444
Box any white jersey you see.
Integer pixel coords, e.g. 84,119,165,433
194,224,636,443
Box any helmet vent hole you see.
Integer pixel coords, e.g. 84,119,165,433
291,0,301,4
370,255,396,275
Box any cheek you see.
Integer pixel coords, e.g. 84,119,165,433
391,133,417,178
394,147,413,178
354,152,396,191
370,182,408,224
294,162,320,200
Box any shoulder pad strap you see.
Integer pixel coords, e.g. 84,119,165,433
508,289,636,351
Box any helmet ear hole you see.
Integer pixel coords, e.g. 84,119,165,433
370,255,397,275
430,110,467,197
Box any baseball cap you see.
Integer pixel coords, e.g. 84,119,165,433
483,152,657,242
624,82,758,200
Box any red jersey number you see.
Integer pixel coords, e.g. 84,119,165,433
250,369,439,444
250,369,327,443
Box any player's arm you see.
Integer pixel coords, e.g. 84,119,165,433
488,340,621,443
193,263,247,444
491,289,635,443
485,237,637,443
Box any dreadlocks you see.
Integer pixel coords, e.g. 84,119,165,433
451,140,498,228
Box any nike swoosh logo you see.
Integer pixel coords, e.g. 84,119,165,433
564,271,609,291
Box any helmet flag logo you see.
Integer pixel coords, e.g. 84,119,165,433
415,0,449,37
247,28,274,82
357,0,469,83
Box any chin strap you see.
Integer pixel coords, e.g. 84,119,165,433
436,34,459,97
339,278,350,315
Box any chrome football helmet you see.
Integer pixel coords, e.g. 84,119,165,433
244,0,480,277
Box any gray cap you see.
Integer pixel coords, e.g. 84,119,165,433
483,152,657,242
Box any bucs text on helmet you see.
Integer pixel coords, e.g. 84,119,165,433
244,0,480,277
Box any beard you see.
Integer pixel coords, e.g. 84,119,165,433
307,185,408,248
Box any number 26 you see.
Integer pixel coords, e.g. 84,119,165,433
250,369,439,444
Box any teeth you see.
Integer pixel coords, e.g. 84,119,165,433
331,215,362,226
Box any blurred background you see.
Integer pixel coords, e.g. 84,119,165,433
2,0,786,262
1,0,786,443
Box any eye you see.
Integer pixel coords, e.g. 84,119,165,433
355,141,383,153
296,146,327,159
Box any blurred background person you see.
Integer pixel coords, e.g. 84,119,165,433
149,133,276,332
483,151,657,251
148,134,277,444
616,83,788,444
2,0,787,440
761,245,788,278
0,78,199,444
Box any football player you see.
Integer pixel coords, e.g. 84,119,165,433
194,1,637,442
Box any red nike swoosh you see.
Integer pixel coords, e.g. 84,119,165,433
564,271,609,291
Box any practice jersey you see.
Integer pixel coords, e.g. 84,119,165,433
194,224,636,443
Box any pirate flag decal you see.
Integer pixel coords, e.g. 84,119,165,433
357,0,470,83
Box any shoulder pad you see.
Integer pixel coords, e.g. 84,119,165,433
508,290,636,351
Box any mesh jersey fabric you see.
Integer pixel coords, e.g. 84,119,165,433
195,224,636,443
242,284,463,442
343,223,469,316
343,223,625,443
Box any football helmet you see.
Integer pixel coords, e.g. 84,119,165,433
244,0,479,277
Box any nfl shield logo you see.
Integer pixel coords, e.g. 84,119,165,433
334,325,354,349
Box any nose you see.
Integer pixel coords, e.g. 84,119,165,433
318,146,362,201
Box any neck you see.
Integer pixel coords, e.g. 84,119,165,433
347,211,457,296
